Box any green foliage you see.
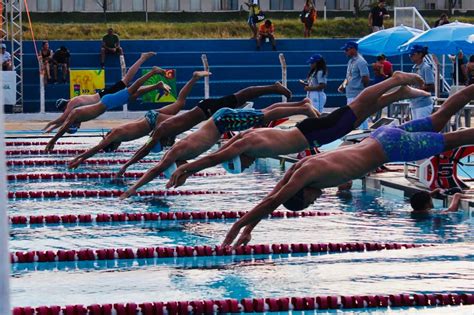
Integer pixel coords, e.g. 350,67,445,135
24,16,474,40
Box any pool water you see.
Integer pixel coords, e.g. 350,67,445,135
6,135,474,313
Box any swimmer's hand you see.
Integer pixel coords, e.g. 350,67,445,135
166,168,191,189
45,141,55,152
115,166,127,179
68,157,83,170
222,223,242,247
119,188,136,200
222,223,253,248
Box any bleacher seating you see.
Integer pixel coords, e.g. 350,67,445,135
17,38,447,113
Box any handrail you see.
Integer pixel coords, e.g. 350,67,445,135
279,53,287,102
201,54,210,99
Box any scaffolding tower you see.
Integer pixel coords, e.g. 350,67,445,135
2,0,23,113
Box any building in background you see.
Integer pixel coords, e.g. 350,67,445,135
23,0,474,13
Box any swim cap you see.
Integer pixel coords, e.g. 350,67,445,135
282,189,306,211
66,122,81,134
163,162,177,179
147,137,162,153
56,98,69,111
221,156,242,174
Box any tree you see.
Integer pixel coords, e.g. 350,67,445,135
96,0,109,22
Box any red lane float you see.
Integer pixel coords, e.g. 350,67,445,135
6,149,134,156
7,159,160,167
10,242,430,264
6,141,80,146
7,171,224,181
9,210,336,226
8,189,226,199
12,293,473,314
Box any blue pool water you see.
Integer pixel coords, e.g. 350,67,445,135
7,135,474,313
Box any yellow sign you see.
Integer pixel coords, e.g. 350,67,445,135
69,69,105,98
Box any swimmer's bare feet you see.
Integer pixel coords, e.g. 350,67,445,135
392,71,425,87
304,101,320,118
275,81,292,100
157,81,171,94
140,52,156,60
193,71,212,79
151,66,166,75
398,85,431,99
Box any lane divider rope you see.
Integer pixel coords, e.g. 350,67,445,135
6,141,81,146
12,293,474,314
7,159,159,167
8,171,224,181
6,149,134,156
8,189,226,199
11,242,431,264
10,210,336,226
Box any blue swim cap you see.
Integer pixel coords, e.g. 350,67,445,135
147,137,162,153
221,156,242,174
67,122,81,134
163,162,177,179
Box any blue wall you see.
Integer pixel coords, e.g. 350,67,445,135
18,39,439,113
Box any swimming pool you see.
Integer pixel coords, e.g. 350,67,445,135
7,134,474,313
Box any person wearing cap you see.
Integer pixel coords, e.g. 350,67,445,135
256,20,276,51
220,85,474,248
166,72,430,188
1,43,12,71
368,0,390,33
52,46,71,84
409,44,434,120
339,41,370,129
101,27,123,68
119,99,319,199
301,54,327,113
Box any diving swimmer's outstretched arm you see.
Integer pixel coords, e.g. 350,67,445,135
45,115,78,151
68,131,121,169
167,135,251,188
222,162,313,247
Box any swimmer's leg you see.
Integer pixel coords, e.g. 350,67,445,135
349,71,425,127
443,127,474,151
127,66,165,96
234,82,292,106
261,99,318,122
158,71,211,115
121,52,156,85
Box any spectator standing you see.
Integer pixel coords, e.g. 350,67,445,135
302,53,327,113
100,28,124,68
467,55,474,85
52,46,71,84
338,41,370,129
256,20,276,51
368,0,390,33
434,13,450,28
301,0,317,38
449,51,468,86
39,41,53,84
245,1,264,39
409,45,434,120
372,54,392,84
1,43,12,71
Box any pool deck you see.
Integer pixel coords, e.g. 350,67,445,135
5,116,474,215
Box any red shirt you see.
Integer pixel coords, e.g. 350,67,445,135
383,60,393,76
259,24,274,35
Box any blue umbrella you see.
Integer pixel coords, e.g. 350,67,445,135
399,21,474,54
357,25,423,57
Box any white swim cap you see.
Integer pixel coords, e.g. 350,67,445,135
163,162,177,179
221,156,242,174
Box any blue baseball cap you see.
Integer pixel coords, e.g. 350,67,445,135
409,44,427,55
340,41,358,51
306,54,323,64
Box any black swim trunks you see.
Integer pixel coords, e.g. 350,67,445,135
197,94,239,118
295,106,357,147
98,80,127,98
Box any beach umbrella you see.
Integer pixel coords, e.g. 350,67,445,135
399,21,474,55
357,25,422,57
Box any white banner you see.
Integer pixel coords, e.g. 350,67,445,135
2,71,16,105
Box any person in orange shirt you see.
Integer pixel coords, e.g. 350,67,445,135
302,0,317,37
256,20,276,51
